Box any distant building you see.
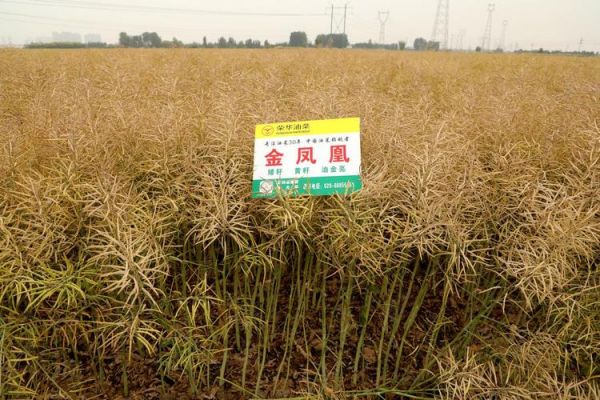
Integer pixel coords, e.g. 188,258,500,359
52,32,82,43
84,34,102,44
0,37,19,48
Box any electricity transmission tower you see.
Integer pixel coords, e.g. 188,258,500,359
481,3,495,51
456,29,466,50
378,11,389,44
431,0,449,49
330,4,350,35
500,20,508,50
578,38,583,52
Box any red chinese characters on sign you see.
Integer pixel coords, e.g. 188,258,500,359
296,147,316,164
329,145,349,163
265,149,283,166
265,144,350,168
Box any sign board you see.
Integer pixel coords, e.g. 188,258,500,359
252,117,362,198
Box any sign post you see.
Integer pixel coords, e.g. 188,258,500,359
252,117,362,198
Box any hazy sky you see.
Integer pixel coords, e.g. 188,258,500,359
0,0,599,51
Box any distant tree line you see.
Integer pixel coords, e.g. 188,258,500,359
200,37,264,48
190,32,350,49
353,40,406,50
24,41,108,49
413,38,440,51
119,32,184,48
514,48,597,56
117,31,352,49
33,30,596,54
315,34,349,48
119,31,271,48
24,30,415,51
289,32,308,47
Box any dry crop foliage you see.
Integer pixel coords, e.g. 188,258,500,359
0,48,598,399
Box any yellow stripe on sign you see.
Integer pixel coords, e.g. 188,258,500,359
255,117,360,139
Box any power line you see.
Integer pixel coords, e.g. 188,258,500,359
0,11,236,34
431,0,449,50
330,4,334,34
499,20,508,51
377,11,389,44
329,4,349,35
481,3,495,51
1,0,328,17
343,4,347,34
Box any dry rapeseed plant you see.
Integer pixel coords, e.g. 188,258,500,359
0,48,598,398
